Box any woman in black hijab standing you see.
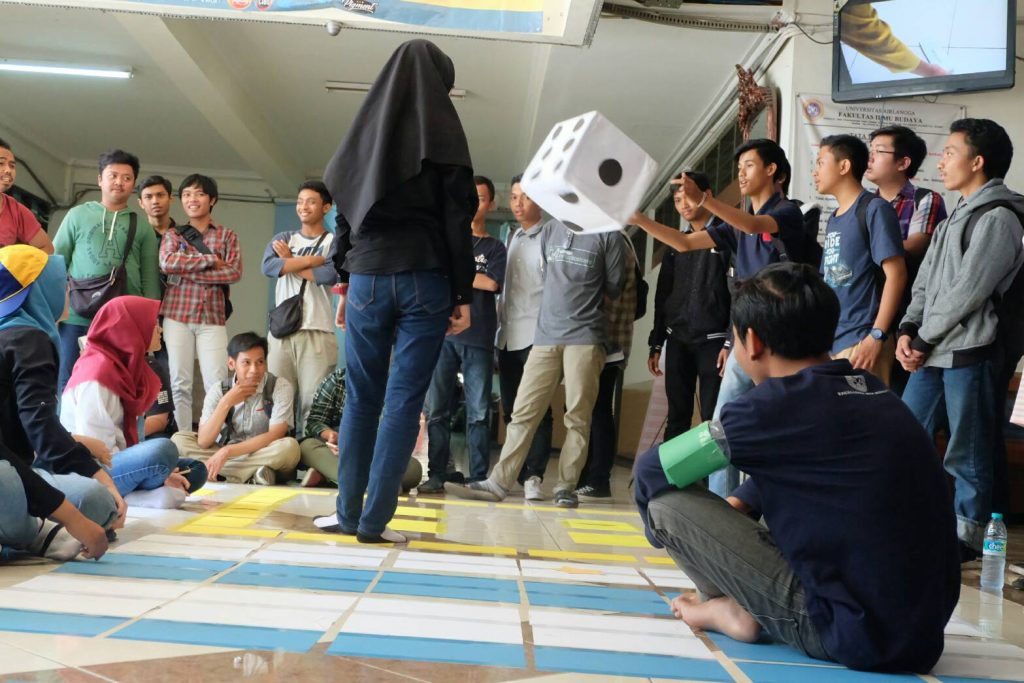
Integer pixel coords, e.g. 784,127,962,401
317,39,477,543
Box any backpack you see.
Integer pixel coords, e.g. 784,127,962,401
216,375,278,446
770,199,823,269
960,200,1024,364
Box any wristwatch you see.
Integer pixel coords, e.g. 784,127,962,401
869,328,888,342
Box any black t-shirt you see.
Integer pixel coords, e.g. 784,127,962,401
722,361,959,672
450,235,507,349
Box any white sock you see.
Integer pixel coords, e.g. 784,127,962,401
379,527,407,543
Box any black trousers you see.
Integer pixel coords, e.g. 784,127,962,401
578,363,624,489
497,346,554,484
664,338,723,441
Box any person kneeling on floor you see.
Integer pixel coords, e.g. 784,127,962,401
172,332,300,485
635,262,960,674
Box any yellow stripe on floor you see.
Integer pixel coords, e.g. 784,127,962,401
527,549,638,563
389,519,446,534
644,556,678,566
568,532,653,548
176,526,281,539
560,519,640,532
394,506,446,519
409,540,517,556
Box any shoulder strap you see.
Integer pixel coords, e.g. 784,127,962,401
263,375,277,418
854,192,873,251
297,232,331,298
119,214,138,268
176,224,213,255
914,186,932,205
962,200,1022,251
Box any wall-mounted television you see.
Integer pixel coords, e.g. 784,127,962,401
832,0,1017,102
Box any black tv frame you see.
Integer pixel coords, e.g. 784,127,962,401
832,0,1017,103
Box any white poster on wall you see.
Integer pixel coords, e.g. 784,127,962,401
793,94,966,236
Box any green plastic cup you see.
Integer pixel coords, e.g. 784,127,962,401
658,421,730,488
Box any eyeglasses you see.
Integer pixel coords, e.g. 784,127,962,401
869,148,897,157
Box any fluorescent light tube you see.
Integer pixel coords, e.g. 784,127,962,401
325,80,466,99
0,60,132,80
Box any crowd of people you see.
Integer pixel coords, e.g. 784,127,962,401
1,37,1022,675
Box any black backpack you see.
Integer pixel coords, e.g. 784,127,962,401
960,200,1024,363
770,199,823,269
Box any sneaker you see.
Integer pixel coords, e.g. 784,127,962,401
575,484,612,500
300,469,324,488
554,489,579,508
417,476,446,495
444,479,506,502
29,522,83,561
524,476,545,501
251,466,277,486
445,471,466,485
357,527,407,544
313,513,355,535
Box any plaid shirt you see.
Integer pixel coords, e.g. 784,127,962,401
886,181,948,240
304,368,346,440
604,237,637,360
159,223,242,325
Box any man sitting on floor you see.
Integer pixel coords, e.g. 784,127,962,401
172,332,300,485
634,262,960,674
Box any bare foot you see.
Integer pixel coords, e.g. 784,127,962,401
670,593,761,643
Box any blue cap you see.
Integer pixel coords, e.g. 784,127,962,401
992,513,1003,520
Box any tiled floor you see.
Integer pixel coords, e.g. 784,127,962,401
2,456,1023,683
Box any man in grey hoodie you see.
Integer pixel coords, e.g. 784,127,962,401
897,118,1024,559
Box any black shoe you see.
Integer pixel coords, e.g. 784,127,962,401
575,485,612,500
959,541,981,564
445,471,466,485
105,528,118,543
417,476,446,494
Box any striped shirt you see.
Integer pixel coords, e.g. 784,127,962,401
159,223,242,326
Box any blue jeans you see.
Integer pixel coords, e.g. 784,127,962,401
1,461,40,548
336,272,451,537
902,361,995,548
110,438,206,496
32,468,119,529
57,322,90,395
425,340,494,482
708,350,753,498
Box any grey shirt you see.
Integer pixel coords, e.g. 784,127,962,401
496,221,547,352
201,373,295,443
533,220,627,347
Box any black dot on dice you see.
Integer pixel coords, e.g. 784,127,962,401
560,192,579,204
599,159,623,186
565,221,584,233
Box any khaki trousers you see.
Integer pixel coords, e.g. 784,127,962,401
489,344,606,493
171,432,301,483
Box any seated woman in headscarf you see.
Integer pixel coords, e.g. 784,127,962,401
0,244,121,536
60,296,207,509
314,39,477,543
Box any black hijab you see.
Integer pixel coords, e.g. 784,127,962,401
324,39,473,232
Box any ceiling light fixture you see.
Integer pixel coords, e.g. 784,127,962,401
0,59,133,80
325,80,466,99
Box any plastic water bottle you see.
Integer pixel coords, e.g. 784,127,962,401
980,512,1008,591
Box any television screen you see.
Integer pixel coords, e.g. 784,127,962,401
832,0,1016,102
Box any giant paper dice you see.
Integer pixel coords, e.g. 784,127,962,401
520,111,657,233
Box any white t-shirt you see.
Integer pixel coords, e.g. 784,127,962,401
264,230,337,335
60,381,127,454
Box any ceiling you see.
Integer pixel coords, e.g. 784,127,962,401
0,1,772,200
